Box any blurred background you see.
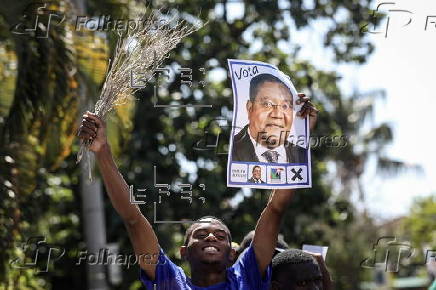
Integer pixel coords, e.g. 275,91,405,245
0,0,435,289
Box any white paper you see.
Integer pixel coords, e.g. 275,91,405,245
302,244,328,260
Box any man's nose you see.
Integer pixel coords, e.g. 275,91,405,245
204,233,217,241
269,105,283,118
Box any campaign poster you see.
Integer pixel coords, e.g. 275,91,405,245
227,59,311,189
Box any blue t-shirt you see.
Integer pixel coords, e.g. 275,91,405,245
140,245,271,290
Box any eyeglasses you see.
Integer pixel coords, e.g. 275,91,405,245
253,100,293,111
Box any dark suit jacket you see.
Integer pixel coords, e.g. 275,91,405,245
232,125,307,163
248,177,265,184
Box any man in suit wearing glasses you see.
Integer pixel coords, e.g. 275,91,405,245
231,73,317,164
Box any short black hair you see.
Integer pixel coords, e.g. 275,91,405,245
249,73,292,102
236,230,288,256
183,216,232,246
252,165,261,173
272,249,317,280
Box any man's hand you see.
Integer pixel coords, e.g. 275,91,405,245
296,93,318,130
77,111,107,153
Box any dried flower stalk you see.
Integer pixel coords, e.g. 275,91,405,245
77,8,202,179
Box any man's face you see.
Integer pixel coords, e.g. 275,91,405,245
247,81,293,148
181,219,234,268
253,167,261,179
272,262,323,290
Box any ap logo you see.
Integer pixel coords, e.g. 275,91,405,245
10,2,65,38
10,236,65,273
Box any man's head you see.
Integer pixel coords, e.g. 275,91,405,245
236,230,289,258
271,249,323,290
252,166,262,180
180,216,235,270
247,73,294,148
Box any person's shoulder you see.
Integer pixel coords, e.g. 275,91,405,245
232,125,256,162
234,125,250,143
228,245,271,289
139,248,188,288
232,244,256,269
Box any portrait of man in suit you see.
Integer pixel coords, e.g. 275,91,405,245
231,73,309,164
248,165,265,184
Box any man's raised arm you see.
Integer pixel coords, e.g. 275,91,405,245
78,112,159,280
252,93,318,275
252,189,295,275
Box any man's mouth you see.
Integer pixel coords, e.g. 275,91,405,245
265,123,283,128
202,246,219,254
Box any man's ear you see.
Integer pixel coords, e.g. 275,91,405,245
180,246,187,260
229,248,237,263
246,100,253,113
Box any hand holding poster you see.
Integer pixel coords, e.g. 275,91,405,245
227,59,312,189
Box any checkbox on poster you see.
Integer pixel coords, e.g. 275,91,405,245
287,165,307,184
230,163,248,183
267,166,286,184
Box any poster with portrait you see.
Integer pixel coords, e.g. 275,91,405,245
226,59,312,189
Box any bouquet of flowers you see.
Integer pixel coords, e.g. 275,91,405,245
77,8,202,179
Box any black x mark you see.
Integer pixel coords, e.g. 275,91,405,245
291,168,303,181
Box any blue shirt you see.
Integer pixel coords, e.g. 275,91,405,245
140,245,271,290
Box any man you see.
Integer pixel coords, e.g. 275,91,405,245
248,165,266,184
270,249,332,290
232,73,317,163
77,108,315,289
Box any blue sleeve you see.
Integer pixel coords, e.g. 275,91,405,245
139,248,187,290
233,245,272,290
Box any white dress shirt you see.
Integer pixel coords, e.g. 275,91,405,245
248,128,287,163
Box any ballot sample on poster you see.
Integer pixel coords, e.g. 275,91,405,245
227,59,312,189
